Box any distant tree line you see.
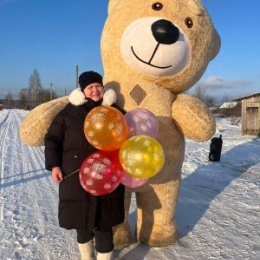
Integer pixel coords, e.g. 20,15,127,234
192,84,233,108
192,84,241,118
2,70,236,113
2,69,59,110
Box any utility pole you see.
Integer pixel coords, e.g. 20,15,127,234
50,82,53,100
8,94,11,108
37,88,40,106
65,88,67,96
76,64,79,88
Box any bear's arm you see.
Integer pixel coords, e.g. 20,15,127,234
19,97,69,147
171,93,216,141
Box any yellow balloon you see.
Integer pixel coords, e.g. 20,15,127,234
84,106,128,151
119,135,165,178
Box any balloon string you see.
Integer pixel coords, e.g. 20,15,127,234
62,169,80,181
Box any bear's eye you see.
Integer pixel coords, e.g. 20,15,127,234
152,2,163,11
185,17,193,28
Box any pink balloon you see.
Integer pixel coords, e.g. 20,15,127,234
120,171,148,188
79,151,123,196
125,108,158,138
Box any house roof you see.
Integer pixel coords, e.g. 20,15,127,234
233,92,260,101
219,101,238,109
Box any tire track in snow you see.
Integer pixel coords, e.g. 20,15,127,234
0,110,30,249
0,110,77,259
0,109,10,128
0,110,46,257
0,109,11,225
5,111,50,256
13,111,59,242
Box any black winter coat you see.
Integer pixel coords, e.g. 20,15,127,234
44,99,125,230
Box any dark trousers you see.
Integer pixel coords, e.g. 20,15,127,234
76,228,113,253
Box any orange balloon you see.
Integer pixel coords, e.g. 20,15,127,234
84,106,128,151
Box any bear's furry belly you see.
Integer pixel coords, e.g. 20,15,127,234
105,81,185,189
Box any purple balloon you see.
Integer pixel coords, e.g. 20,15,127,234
120,171,148,188
125,108,158,138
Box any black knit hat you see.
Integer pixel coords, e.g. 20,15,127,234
79,71,103,91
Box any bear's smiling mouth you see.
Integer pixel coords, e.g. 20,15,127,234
131,44,172,69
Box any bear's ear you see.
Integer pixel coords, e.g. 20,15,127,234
209,29,221,61
188,0,221,61
188,0,204,15
108,0,120,14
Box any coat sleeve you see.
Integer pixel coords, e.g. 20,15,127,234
112,104,126,115
44,110,66,171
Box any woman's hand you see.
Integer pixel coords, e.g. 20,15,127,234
51,167,63,183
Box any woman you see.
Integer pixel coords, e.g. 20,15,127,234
44,71,125,260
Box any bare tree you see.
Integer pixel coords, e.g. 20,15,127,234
38,89,58,103
205,95,217,107
193,84,216,107
3,91,14,108
219,93,233,105
18,89,29,109
28,69,43,107
193,84,207,101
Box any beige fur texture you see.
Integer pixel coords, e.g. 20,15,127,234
19,0,220,248
102,0,220,247
19,89,117,146
19,97,69,146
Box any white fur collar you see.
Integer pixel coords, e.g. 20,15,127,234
68,88,117,106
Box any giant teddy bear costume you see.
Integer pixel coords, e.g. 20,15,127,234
20,0,220,247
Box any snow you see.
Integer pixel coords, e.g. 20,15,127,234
219,102,238,109
0,109,259,260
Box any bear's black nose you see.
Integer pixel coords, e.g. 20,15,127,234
151,19,180,45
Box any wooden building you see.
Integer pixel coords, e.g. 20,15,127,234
234,93,260,136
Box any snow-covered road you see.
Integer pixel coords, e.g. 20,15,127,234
0,109,79,259
0,109,259,260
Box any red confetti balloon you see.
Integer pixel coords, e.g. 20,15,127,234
79,151,123,196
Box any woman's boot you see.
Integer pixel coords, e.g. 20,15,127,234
78,240,95,260
96,251,113,260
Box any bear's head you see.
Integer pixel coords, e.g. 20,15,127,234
101,0,220,93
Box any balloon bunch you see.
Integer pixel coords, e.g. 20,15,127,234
79,106,164,196
120,108,164,186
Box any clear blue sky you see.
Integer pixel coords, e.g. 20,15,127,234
0,0,259,100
